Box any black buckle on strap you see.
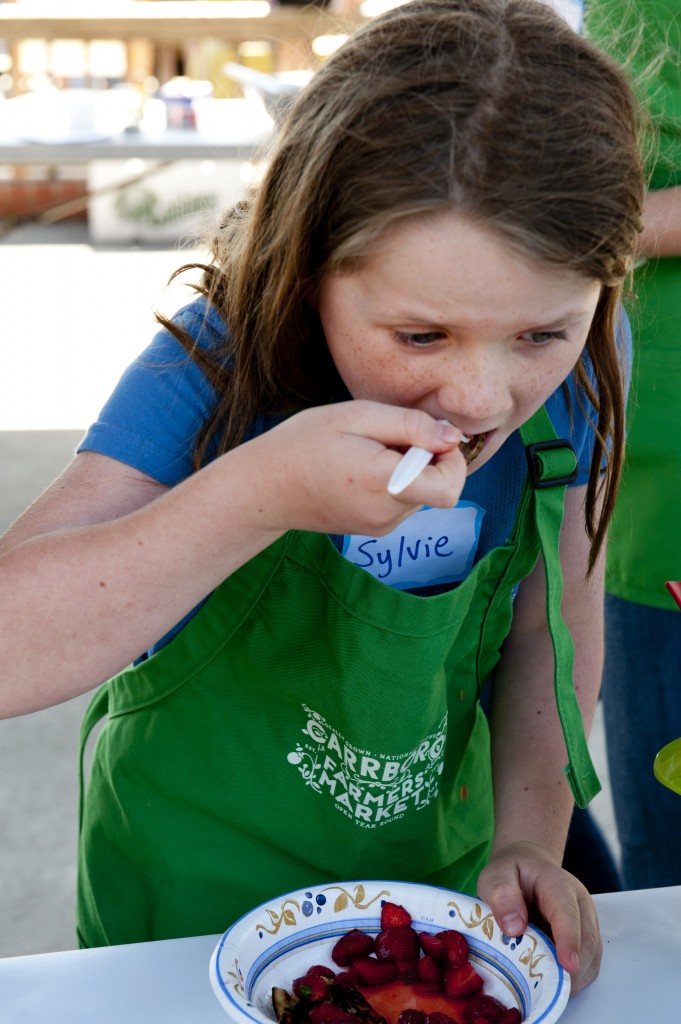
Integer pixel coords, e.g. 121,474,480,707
525,439,578,489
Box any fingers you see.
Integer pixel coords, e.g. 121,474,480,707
347,401,463,454
478,847,603,996
265,400,469,536
518,867,600,992
386,445,468,510
399,408,462,451
334,400,468,511
477,858,529,940
550,880,602,994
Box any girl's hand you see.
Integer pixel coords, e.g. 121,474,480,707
477,840,602,995
255,400,467,537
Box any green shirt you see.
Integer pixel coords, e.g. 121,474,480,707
586,0,681,609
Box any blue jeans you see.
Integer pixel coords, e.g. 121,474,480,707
602,594,681,889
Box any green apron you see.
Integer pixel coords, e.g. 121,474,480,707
77,405,599,948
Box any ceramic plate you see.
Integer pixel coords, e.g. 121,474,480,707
209,880,570,1024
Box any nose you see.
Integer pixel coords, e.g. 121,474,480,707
435,344,513,426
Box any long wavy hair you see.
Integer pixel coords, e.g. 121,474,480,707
160,0,644,572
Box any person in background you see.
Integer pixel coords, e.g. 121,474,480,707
585,0,681,888
0,1,644,992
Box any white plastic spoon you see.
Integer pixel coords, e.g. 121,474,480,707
387,431,470,496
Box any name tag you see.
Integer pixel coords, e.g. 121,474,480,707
342,501,484,591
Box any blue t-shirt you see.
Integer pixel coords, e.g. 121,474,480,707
79,297,628,646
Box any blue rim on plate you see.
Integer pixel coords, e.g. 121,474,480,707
209,880,570,1024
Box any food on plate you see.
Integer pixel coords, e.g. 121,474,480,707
271,902,522,1024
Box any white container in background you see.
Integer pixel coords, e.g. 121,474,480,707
87,157,258,244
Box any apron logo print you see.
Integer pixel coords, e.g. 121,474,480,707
286,706,447,828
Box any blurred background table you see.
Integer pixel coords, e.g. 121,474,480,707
0,129,265,163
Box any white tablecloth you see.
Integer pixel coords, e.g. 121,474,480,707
1,887,679,1023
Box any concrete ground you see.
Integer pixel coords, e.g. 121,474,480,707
0,222,620,959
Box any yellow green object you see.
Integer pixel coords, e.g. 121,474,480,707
654,738,681,794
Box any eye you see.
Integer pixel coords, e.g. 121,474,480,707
522,329,569,346
394,330,444,347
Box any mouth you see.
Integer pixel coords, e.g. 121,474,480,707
459,432,488,465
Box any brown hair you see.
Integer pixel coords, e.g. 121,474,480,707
161,0,644,571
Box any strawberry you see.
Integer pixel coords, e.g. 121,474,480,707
395,960,419,983
292,973,330,1001
462,995,508,1021
414,984,442,998
375,927,420,963
497,1012,522,1024
333,972,358,989
426,1013,457,1024
309,1005,356,1024
308,965,337,981
444,963,484,999
418,932,447,960
416,954,443,989
397,1011,428,1024
442,930,470,968
351,956,398,987
332,929,376,967
380,902,412,929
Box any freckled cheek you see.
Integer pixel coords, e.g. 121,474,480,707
520,356,575,409
349,363,421,404
330,336,425,404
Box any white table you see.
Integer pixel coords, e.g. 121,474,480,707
0,129,267,165
1,887,678,1023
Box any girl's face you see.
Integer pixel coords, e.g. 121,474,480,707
318,210,602,472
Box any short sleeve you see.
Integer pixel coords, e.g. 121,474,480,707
78,298,225,486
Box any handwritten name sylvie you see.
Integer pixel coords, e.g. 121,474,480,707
349,533,454,580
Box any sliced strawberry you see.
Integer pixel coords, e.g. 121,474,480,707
418,932,447,960
309,1004,356,1024
442,930,470,968
496,1011,522,1024
332,929,376,967
395,960,419,983
380,902,412,929
333,972,358,989
351,957,398,987
444,963,485,999
397,1011,428,1024
375,927,420,963
414,983,443,998
426,1013,457,1024
416,954,443,989
292,973,329,1001
462,994,508,1021
308,965,337,981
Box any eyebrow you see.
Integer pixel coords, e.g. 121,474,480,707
376,306,596,331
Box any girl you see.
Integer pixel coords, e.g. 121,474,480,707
0,0,643,994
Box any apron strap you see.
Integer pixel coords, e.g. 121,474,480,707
78,683,110,832
520,407,602,808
